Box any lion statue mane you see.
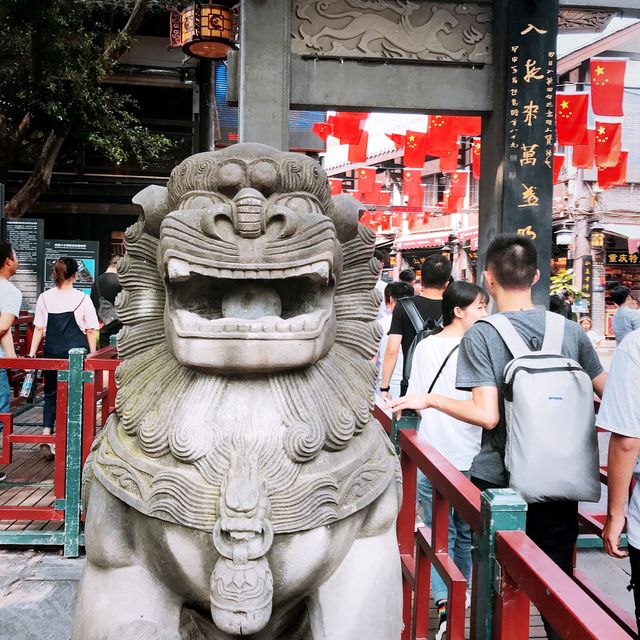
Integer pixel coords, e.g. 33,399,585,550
72,144,402,640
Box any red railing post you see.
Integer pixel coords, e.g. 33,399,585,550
398,447,417,640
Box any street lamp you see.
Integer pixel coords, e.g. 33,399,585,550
555,224,573,247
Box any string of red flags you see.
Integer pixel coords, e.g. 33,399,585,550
571,130,594,169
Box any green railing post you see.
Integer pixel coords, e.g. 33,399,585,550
391,413,420,454
473,488,527,640
59,348,92,558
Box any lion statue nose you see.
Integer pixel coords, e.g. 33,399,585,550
233,188,267,238
232,188,299,240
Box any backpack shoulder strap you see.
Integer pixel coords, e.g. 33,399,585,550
540,311,565,354
427,344,460,394
478,314,531,358
398,298,425,334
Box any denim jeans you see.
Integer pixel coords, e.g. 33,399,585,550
0,369,10,422
417,470,472,604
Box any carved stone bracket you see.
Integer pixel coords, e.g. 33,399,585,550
291,0,493,64
558,8,616,33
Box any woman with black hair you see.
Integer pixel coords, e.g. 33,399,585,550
406,280,488,640
29,258,99,459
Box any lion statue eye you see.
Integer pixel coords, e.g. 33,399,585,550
179,194,227,210
273,194,323,215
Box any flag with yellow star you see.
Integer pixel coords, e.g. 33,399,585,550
590,58,626,117
403,130,427,168
425,115,456,156
597,150,628,189
402,168,422,196
357,167,376,192
555,92,588,146
553,154,565,184
594,121,622,168
472,138,481,180
328,178,343,196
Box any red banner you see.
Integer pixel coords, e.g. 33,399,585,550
571,129,594,169
553,154,565,184
472,138,481,179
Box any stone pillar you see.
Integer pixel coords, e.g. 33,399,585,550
479,0,559,306
198,59,216,153
238,0,290,151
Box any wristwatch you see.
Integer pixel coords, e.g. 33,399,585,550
379,386,390,392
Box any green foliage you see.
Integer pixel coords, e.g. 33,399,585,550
550,269,583,299
0,0,172,170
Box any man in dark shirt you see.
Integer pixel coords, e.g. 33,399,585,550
380,254,451,400
91,255,123,348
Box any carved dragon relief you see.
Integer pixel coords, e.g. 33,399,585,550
558,9,616,33
291,0,492,64
72,144,403,640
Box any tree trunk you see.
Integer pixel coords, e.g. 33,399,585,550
4,129,67,219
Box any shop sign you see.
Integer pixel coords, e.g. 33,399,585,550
581,257,593,296
606,251,640,266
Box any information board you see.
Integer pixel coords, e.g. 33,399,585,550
1,218,44,312
43,240,99,296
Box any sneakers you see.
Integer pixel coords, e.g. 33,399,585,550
435,599,447,640
41,428,55,461
0,470,6,482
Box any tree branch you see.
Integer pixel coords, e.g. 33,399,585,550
100,0,150,66
4,129,67,219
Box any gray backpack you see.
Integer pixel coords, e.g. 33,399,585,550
481,312,601,504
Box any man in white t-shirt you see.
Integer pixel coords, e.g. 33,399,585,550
0,241,22,482
600,328,640,632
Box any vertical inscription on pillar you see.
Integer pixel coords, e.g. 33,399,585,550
502,1,558,267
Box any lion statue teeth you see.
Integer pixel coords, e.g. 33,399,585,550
72,144,402,640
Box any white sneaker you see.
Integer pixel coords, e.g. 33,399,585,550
435,619,447,640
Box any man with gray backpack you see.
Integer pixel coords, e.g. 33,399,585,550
380,254,451,400
388,234,607,640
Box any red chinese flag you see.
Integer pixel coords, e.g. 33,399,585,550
454,116,481,137
361,192,378,205
572,129,595,169
357,167,376,192
347,131,369,163
408,214,419,231
385,133,405,149
377,190,391,206
426,115,456,155
471,138,481,180
329,112,367,144
555,93,589,146
404,130,427,168
439,146,459,173
598,150,628,189
328,178,342,195
590,58,626,117
346,189,363,202
402,169,422,196
594,121,622,168
422,211,430,225
553,154,565,184
372,210,383,224
312,122,333,142
407,186,424,210
391,212,403,229
358,210,373,228
449,171,467,199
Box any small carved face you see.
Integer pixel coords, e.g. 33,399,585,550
159,175,340,374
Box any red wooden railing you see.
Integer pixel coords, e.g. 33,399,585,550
374,402,636,640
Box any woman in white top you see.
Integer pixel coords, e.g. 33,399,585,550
29,258,99,459
406,280,487,638
579,316,603,349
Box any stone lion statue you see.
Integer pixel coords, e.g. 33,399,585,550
71,144,402,640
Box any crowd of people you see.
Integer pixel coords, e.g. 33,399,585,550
376,233,640,639
0,241,121,476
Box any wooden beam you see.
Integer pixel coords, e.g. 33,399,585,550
30,202,141,216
